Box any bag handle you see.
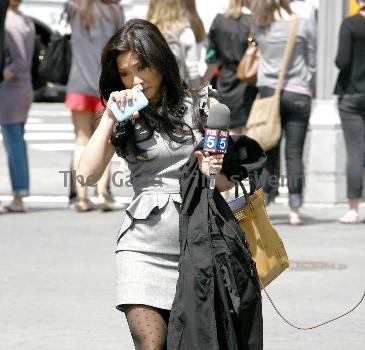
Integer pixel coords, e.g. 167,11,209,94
275,16,300,94
230,182,365,330
234,181,250,204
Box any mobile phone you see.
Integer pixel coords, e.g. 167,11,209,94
110,87,149,122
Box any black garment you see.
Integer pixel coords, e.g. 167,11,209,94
334,13,365,95
258,87,311,209
334,12,365,201
207,14,257,129
0,0,9,82
167,136,266,350
338,93,365,199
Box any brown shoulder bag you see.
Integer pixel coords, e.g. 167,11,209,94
236,34,259,86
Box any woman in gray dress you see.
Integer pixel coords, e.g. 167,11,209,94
78,19,233,350
0,0,35,212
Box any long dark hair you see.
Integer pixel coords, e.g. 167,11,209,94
99,19,198,162
251,0,293,27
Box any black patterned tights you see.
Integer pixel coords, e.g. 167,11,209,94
124,305,170,350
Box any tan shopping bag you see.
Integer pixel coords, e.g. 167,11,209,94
245,92,281,152
228,182,289,288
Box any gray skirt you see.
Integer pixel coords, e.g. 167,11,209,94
115,195,181,311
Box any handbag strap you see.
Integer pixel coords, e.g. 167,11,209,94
234,181,251,203
275,15,300,94
232,181,365,330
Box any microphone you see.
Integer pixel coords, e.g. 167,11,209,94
203,103,230,190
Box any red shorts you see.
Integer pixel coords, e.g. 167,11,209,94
65,93,104,113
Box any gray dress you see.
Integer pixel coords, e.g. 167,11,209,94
115,90,207,311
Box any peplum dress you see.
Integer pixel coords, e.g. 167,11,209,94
115,92,205,311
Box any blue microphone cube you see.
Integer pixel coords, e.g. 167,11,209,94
203,129,229,154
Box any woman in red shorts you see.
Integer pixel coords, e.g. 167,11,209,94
65,0,125,212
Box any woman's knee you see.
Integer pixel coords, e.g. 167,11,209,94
124,305,169,350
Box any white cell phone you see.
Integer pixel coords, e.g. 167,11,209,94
110,87,149,122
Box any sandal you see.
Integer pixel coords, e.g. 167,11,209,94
75,198,95,213
4,201,26,213
288,211,303,226
338,210,360,224
97,194,127,212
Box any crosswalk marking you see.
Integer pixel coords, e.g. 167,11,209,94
30,143,75,151
25,124,74,131
28,109,71,118
0,132,74,141
0,194,132,204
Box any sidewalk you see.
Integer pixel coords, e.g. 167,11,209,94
0,202,364,350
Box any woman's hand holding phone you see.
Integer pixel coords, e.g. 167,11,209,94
107,85,149,123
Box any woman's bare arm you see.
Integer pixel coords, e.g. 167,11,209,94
215,173,235,192
77,111,116,186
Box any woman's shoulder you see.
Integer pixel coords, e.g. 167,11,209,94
342,13,365,28
6,11,34,32
210,13,226,29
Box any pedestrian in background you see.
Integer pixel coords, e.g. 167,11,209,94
180,0,206,76
203,0,257,136
0,0,9,214
335,0,365,224
147,0,201,89
77,19,235,349
251,0,316,225
0,0,35,213
0,0,9,81
65,0,125,212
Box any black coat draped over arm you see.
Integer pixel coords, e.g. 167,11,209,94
167,135,266,350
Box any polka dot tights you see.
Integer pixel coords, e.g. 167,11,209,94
124,305,170,350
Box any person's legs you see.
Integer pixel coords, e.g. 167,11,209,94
260,145,280,205
71,111,94,211
257,87,281,205
124,305,170,350
1,122,29,211
92,114,112,206
281,92,311,224
338,95,365,223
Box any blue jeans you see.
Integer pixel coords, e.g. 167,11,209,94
1,122,29,197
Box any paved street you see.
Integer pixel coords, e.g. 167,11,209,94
0,103,364,350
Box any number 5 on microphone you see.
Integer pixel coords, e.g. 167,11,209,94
206,135,217,150
219,137,227,151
